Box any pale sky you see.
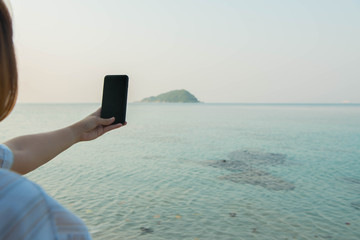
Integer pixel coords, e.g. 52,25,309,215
10,0,360,103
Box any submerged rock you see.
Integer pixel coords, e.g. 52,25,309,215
219,169,295,191
351,202,360,210
343,177,360,185
205,150,286,172
140,227,154,235
229,213,237,217
228,150,286,167
206,159,249,172
203,149,294,191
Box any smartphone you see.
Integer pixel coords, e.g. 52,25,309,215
101,75,129,124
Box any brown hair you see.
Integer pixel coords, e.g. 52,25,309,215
0,1,17,121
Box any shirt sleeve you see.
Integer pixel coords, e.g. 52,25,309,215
0,144,14,169
0,170,92,240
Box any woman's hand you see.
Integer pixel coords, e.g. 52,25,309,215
5,108,126,174
71,108,126,142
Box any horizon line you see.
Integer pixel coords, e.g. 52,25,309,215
16,102,360,105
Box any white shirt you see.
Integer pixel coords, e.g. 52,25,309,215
0,144,92,240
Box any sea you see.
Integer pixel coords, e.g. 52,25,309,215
0,103,359,240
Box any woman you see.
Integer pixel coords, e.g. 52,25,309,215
0,1,125,239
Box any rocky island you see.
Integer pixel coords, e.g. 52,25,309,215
141,89,199,103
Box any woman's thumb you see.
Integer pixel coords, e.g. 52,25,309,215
99,117,115,125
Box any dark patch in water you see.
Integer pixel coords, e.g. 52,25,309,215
140,227,154,235
351,202,360,210
205,149,294,191
206,159,249,172
205,150,286,172
343,177,360,185
219,169,295,191
314,235,333,239
229,212,237,217
229,150,286,167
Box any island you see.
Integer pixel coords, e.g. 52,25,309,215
141,89,200,103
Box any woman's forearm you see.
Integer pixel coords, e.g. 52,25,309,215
3,109,124,175
4,126,78,175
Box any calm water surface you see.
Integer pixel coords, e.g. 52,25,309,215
0,103,359,240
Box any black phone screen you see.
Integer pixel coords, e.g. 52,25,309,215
101,75,129,124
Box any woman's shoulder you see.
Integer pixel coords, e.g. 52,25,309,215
0,169,91,239
0,169,52,238
0,144,13,169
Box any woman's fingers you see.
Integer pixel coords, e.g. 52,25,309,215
103,123,123,134
97,116,115,126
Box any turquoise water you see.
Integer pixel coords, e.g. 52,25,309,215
0,103,359,240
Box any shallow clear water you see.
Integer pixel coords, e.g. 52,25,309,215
1,103,359,240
